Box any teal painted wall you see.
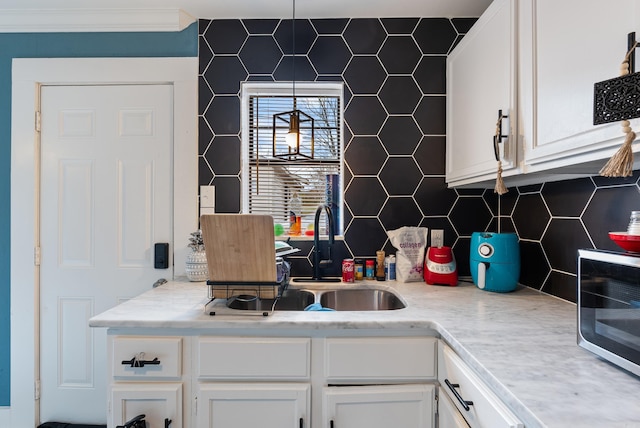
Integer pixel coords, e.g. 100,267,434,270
0,23,198,406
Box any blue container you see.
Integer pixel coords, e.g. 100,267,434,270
470,232,520,292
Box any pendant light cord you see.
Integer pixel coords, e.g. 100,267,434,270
292,0,296,109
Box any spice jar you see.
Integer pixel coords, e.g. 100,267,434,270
365,259,375,279
354,258,364,280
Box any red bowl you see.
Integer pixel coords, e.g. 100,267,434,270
609,232,640,252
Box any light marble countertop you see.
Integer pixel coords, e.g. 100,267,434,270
90,279,640,428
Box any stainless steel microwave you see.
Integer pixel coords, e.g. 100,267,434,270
578,249,640,377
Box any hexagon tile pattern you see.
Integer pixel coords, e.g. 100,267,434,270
198,18,640,303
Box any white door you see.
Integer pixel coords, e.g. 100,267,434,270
522,0,640,169
39,84,174,424
323,384,435,428
446,0,518,187
438,390,470,428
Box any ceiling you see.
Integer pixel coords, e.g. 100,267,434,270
0,0,493,19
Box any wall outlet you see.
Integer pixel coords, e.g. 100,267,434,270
431,229,444,248
200,185,215,216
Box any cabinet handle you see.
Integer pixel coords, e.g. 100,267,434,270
493,109,508,161
445,378,474,411
299,417,303,428
121,352,161,368
330,420,334,428
165,418,172,428
116,414,146,428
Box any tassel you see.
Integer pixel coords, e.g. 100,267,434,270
599,129,636,177
494,160,508,195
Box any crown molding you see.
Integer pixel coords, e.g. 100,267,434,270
0,8,195,32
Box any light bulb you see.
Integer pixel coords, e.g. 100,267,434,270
286,130,298,148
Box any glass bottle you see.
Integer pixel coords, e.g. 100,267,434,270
628,211,640,235
289,193,302,236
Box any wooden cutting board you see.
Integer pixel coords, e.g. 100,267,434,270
200,214,277,283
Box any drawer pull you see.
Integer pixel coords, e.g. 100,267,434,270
299,417,303,428
121,352,161,368
445,378,474,411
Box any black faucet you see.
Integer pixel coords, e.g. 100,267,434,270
313,204,335,280
292,204,341,282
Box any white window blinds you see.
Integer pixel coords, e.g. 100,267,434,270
242,83,343,236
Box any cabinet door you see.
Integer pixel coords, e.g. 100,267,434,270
438,390,470,428
110,383,182,428
197,383,310,428
438,343,522,428
323,384,435,428
522,0,640,170
446,0,518,187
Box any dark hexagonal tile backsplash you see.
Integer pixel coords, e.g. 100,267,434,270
198,18,640,304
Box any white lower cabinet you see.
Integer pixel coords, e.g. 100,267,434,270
111,383,183,428
197,383,310,428
105,333,525,428
438,342,523,428
108,336,187,428
323,384,435,428
438,391,470,428
320,336,437,428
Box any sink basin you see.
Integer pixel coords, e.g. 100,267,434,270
226,289,315,311
225,287,406,312
319,288,406,311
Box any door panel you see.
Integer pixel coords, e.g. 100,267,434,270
39,84,173,424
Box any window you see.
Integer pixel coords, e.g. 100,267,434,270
241,82,344,237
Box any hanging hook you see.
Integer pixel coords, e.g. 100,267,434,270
493,109,508,161
628,32,637,74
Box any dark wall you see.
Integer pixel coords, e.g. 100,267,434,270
197,18,640,304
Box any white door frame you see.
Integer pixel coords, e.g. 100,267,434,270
10,57,198,427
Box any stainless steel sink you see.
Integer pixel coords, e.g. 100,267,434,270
225,287,406,312
319,288,406,311
226,289,315,311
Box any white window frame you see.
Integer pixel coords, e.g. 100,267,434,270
240,81,345,237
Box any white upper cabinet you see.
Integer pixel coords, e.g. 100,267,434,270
446,0,519,187
520,0,640,171
447,0,640,188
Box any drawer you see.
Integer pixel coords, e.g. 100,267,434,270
325,337,437,382
198,337,310,380
438,342,523,428
113,336,182,378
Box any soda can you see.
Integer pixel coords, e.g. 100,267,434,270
342,258,355,282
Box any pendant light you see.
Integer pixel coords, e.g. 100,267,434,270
272,0,315,160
